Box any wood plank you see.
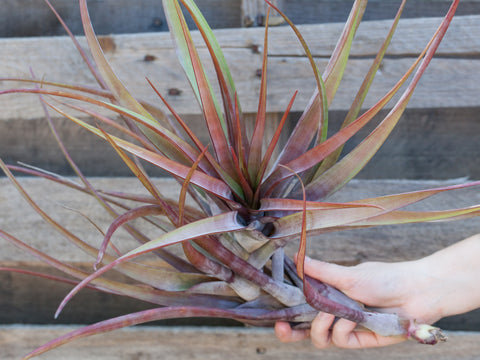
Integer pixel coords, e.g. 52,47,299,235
1,16,479,121
1,177,478,264
3,0,480,37
281,0,480,25
0,177,479,329
3,15,477,178
1,107,479,179
2,325,480,360
0,0,243,37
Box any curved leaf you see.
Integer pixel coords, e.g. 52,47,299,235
265,1,328,176
323,0,367,104
179,0,246,149
23,305,316,359
305,0,459,200
55,211,245,317
163,0,240,186
36,100,235,202
316,0,407,175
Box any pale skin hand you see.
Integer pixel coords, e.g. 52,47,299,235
275,233,480,349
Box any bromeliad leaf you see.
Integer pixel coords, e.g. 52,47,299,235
316,0,407,174
163,0,240,186
42,102,235,202
179,0,244,143
305,0,457,200
1,0,476,355
55,211,246,317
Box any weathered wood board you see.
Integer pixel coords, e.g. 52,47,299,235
1,2,480,356
2,16,479,116
1,16,480,178
2,177,479,264
0,0,242,37
2,325,480,360
2,0,480,37
0,177,479,329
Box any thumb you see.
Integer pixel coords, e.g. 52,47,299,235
300,256,355,292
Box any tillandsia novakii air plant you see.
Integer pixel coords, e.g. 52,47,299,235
1,0,480,357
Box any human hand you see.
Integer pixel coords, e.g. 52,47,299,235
275,255,449,348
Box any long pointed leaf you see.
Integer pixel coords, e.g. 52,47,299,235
0,230,219,307
23,305,316,359
267,0,366,168
78,0,149,115
163,0,240,185
260,3,444,198
179,0,246,149
147,78,243,194
259,198,383,212
43,0,107,89
0,162,210,291
272,180,479,240
6,164,202,273
316,0,407,175
78,0,185,159
348,207,480,227
39,101,235,202
178,145,209,226
248,8,271,185
305,0,459,200
265,1,328,174
55,212,245,317
323,0,367,104
349,181,480,209
94,205,165,269
255,90,297,192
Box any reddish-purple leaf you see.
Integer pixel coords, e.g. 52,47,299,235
305,0,459,200
55,211,246,318
164,0,240,185
247,8,271,185
316,0,407,174
95,205,165,270
254,91,298,198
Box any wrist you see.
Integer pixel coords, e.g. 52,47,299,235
416,235,480,320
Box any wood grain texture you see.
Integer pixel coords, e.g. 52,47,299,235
1,177,478,264
0,178,479,333
1,107,479,179
0,0,243,37
1,3,479,356
2,325,480,360
1,16,479,177
2,0,480,37
1,16,479,117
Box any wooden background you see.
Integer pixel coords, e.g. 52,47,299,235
1,0,479,358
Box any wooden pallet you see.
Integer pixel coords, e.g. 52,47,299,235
1,1,480,358
1,15,480,178
2,326,480,360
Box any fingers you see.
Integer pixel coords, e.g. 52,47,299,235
331,319,407,348
274,322,310,343
310,312,335,348
302,256,355,291
276,315,407,349
310,313,407,349
330,318,363,348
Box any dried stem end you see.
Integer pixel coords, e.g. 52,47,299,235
408,321,447,345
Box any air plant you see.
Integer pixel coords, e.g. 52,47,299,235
1,0,479,357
